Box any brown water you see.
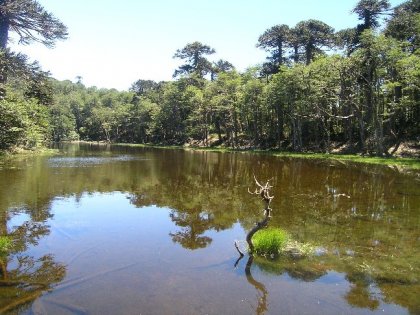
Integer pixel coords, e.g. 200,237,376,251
0,143,419,315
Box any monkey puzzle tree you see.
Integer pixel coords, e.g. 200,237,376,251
256,24,290,73
173,41,215,79
0,0,67,49
385,0,420,51
352,0,391,31
0,0,67,98
294,19,334,65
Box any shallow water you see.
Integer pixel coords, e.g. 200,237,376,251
0,143,419,314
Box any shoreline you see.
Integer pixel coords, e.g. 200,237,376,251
110,142,420,171
2,141,419,170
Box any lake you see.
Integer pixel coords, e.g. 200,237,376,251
0,143,419,315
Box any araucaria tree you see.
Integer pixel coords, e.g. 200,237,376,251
0,0,67,151
294,19,334,65
0,0,68,49
173,41,215,79
256,24,290,74
0,0,67,98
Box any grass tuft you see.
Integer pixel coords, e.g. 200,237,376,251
252,228,289,257
0,236,12,256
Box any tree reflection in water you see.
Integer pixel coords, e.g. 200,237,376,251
0,205,66,313
169,210,213,249
246,256,268,315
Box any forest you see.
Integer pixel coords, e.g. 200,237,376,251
0,0,419,156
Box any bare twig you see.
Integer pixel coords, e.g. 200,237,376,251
245,177,274,253
234,240,245,257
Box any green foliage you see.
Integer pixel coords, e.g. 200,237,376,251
0,92,50,151
252,228,289,257
0,236,11,256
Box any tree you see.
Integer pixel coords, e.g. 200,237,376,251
352,0,391,48
0,0,68,49
352,0,391,30
129,79,159,96
242,74,265,144
385,0,420,51
127,97,160,143
294,19,334,65
0,92,51,150
0,0,67,99
207,70,242,146
210,59,234,81
173,41,215,78
256,24,290,73
335,27,358,56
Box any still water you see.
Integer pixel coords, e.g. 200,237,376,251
0,143,419,314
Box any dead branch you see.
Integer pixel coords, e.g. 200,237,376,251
234,240,244,258
245,176,274,253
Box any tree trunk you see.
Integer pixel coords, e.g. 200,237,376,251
358,112,366,154
293,45,299,63
215,119,222,142
276,102,284,147
0,16,8,99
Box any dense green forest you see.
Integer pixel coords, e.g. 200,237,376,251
0,0,419,156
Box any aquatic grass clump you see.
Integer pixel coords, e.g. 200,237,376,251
0,236,12,256
252,228,289,257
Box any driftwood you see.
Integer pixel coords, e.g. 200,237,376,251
235,176,274,255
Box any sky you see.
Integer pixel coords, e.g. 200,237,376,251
9,0,405,91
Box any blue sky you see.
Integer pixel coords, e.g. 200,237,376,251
9,0,405,90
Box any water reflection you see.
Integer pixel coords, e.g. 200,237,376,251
169,210,213,249
0,205,65,313
235,255,269,315
0,143,418,314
